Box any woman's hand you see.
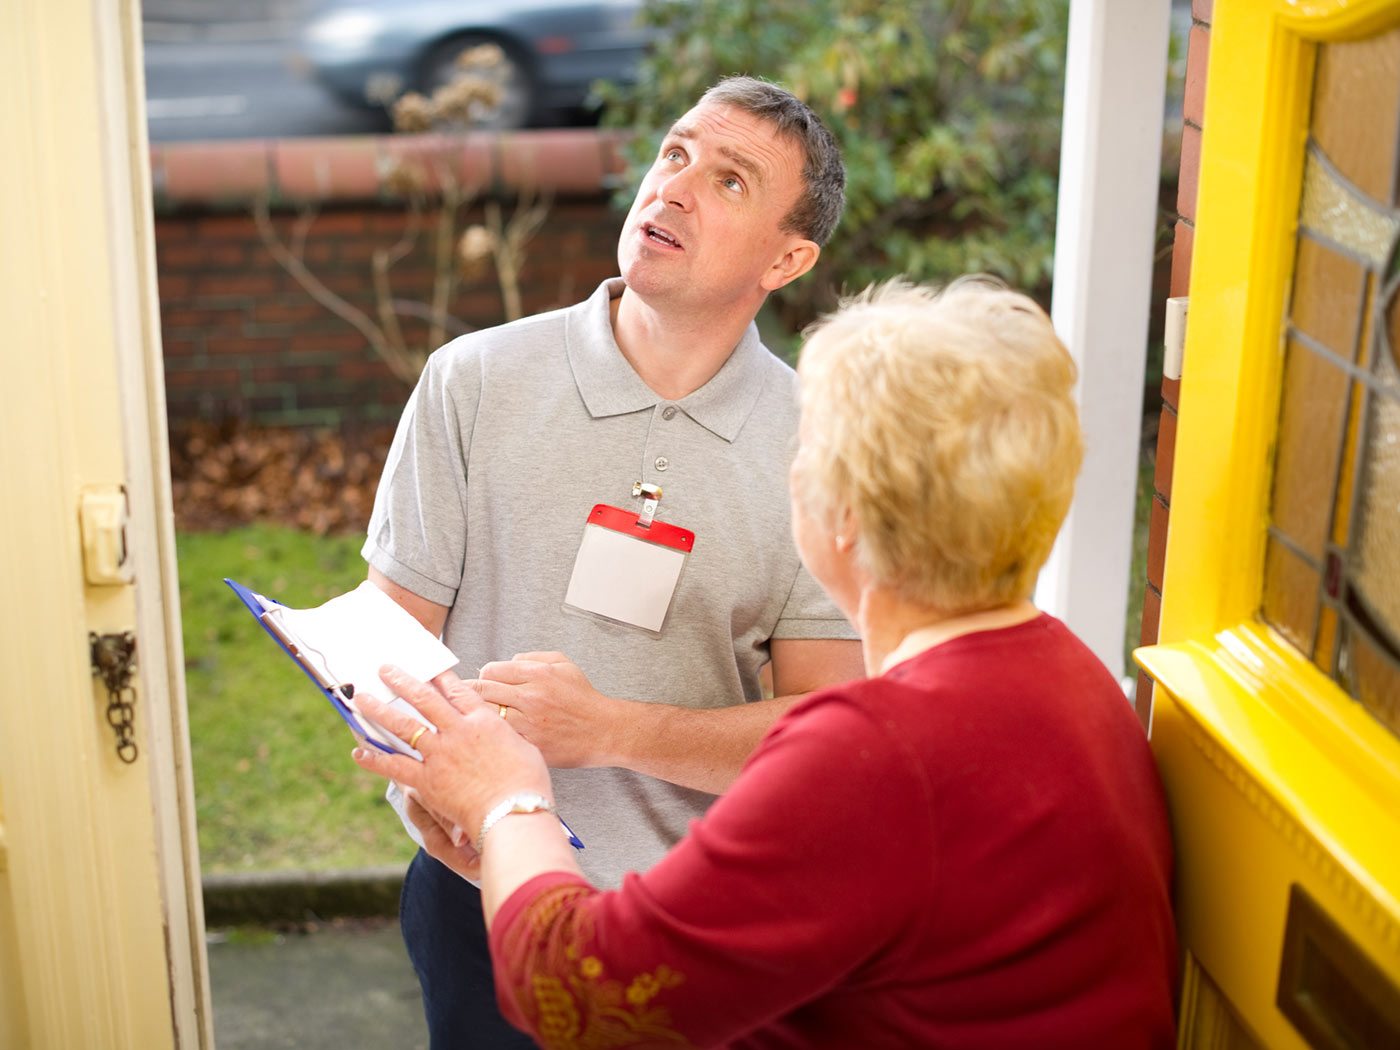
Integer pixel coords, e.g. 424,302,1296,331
351,665,553,850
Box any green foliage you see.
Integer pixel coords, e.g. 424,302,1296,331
597,0,1069,328
179,525,417,874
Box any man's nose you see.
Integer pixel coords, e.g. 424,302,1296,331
658,166,696,212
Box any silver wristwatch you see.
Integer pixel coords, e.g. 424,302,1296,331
476,792,557,853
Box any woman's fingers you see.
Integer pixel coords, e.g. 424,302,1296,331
432,669,492,715
370,664,460,726
350,739,418,783
431,667,465,691
354,690,436,749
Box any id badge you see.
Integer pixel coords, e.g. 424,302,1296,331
564,504,695,634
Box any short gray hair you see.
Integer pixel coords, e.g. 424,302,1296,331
699,76,846,247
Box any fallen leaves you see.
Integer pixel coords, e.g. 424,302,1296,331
170,420,395,536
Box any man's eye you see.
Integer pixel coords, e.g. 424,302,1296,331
723,176,743,192
663,148,683,163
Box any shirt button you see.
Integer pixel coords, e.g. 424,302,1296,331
654,456,670,471
662,406,678,420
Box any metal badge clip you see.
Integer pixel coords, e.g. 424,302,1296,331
632,481,663,528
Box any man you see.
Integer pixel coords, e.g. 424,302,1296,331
364,76,862,1047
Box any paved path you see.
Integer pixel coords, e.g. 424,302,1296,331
208,918,428,1049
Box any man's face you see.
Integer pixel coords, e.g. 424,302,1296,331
617,100,813,312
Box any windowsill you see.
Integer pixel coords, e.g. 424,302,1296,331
1137,621,1400,912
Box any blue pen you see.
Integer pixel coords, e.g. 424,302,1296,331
560,816,585,851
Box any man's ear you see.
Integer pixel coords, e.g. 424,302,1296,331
761,240,821,292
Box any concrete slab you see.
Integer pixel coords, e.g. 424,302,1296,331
207,918,428,1049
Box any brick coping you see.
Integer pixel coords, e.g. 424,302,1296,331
151,128,631,210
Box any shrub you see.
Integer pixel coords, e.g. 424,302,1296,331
597,0,1069,330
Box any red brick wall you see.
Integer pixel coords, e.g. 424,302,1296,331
1137,0,1211,727
152,131,628,426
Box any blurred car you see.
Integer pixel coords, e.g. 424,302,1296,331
297,0,654,129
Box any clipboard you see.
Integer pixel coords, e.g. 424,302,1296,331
224,577,435,757
224,577,585,852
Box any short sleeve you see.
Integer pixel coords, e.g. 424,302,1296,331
771,561,858,641
361,343,479,607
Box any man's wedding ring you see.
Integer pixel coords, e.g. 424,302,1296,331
498,705,509,720
408,725,429,749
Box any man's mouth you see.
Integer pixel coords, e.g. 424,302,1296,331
643,222,683,250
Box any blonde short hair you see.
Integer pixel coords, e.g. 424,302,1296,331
793,277,1083,615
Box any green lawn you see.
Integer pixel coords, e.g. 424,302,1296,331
178,525,418,874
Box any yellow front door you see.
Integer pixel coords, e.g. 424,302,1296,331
1137,1,1400,1046
0,1,212,1046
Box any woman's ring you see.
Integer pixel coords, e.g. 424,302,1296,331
408,725,429,749
498,705,509,720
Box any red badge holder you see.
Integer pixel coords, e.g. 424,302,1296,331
563,484,695,635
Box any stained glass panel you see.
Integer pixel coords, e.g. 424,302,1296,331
1350,352,1400,641
1343,626,1400,738
1262,32,1400,742
1311,28,1400,204
1315,605,1340,673
1299,151,1400,266
1263,537,1321,655
1268,337,1350,558
1329,278,1380,549
1291,235,1366,358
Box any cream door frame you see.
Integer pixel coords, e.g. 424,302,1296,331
0,0,212,1046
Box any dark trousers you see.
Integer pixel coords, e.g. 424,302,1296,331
400,849,537,1049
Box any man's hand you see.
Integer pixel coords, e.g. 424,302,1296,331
468,640,864,794
471,652,623,768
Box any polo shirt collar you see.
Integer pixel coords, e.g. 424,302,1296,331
566,279,771,443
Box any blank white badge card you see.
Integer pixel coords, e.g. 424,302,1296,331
564,504,695,634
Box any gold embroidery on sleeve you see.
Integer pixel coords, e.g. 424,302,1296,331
502,884,694,1049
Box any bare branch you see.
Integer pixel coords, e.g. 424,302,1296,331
383,191,425,269
251,193,412,382
487,183,552,322
484,201,519,321
389,298,473,337
370,246,414,380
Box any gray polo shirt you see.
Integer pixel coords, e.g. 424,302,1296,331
364,278,855,887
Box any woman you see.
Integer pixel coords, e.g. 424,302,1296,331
354,278,1178,1047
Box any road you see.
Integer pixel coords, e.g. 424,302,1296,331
144,33,392,143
